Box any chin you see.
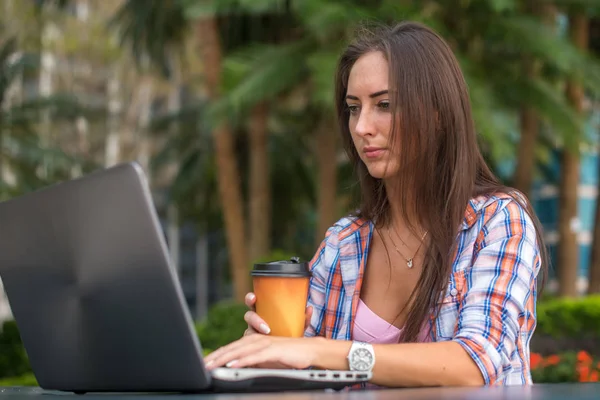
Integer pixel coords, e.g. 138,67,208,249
365,165,397,180
360,158,399,180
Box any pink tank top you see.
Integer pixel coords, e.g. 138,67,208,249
353,299,431,343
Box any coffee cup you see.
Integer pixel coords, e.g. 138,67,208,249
251,257,311,337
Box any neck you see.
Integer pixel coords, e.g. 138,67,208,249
383,179,425,237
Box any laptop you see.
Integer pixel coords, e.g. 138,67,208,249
0,162,371,394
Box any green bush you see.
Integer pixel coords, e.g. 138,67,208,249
252,250,299,266
0,320,31,379
532,295,600,357
531,350,600,383
195,301,247,354
536,295,600,338
0,372,38,387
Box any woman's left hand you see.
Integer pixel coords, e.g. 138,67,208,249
204,335,321,371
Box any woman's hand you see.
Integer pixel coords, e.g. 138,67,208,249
204,335,323,371
242,292,314,337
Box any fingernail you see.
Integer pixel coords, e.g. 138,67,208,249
226,360,238,368
205,360,213,368
259,323,270,334
247,293,255,301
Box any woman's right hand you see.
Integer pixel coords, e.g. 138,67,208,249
242,292,313,337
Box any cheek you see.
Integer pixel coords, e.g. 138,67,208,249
375,113,392,138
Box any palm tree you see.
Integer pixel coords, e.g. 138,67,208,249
513,1,557,197
587,15,600,294
0,36,90,199
558,8,590,297
112,0,297,300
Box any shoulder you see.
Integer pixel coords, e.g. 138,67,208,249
320,215,372,246
463,191,538,242
308,215,372,270
461,191,542,274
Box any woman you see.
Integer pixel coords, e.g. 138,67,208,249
204,21,548,388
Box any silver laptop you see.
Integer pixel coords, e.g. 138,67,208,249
0,162,370,393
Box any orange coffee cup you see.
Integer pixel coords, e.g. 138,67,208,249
251,257,311,337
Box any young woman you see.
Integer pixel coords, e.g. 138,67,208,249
204,21,548,388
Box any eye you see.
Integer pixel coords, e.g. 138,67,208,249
346,104,360,116
378,101,390,111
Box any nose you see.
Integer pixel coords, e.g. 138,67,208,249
354,108,375,137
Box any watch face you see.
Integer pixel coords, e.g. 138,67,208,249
351,347,373,371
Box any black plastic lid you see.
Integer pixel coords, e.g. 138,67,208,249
251,257,311,277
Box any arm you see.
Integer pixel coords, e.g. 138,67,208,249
311,339,483,386
304,226,340,338
309,199,540,387
452,199,540,384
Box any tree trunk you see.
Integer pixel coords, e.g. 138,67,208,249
588,166,600,293
514,103,538,197
588,22,600,294
196,17,249,301
513,1,555,197
38,4,55,180
248,101,271,264
558,12,588,297
105,65,122,167
316,117,338,244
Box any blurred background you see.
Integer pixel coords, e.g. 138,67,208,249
0,0,600,386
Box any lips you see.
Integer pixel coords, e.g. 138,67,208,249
363,146,386,159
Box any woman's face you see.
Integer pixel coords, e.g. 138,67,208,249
346,51,398,180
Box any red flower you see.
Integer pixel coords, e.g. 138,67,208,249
530,353,543,369
577,365,590,382
577,351,592,364
545,355,560,366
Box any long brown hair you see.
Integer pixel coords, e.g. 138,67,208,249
334,21,549,342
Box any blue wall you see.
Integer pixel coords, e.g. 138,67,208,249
530,106,600,281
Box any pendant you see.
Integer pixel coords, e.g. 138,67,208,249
407,259,413,268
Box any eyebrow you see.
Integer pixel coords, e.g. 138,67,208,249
345,90,389,101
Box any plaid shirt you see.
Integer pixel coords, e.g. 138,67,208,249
304,194,542,385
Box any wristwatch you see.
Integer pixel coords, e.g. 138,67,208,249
347,341,375,372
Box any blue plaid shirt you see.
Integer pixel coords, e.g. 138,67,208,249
304,194,542,385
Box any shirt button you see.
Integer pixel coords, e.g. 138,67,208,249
450,288,458,296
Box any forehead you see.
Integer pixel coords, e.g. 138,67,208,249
347,51,389,94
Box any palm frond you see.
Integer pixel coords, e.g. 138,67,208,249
204,40,312,127
180,0,289,18
109,0,189,77
498,16,600,95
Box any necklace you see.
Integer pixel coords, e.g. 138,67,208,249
387,227,428,268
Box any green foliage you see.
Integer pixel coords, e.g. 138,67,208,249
0,321,31,379
531,352,580,383
195,301,248,353
109,0,189,77
531,351,600,383
252,249,299,265
0,373,38,387
0,37,101,199
536,295,600,338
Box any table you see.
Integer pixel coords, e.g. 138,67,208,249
1,384,599,400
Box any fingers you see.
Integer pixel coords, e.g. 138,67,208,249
205,335,268,370
243,327,257,336
244,292,256,309
228,347,276,370
244,310,270,334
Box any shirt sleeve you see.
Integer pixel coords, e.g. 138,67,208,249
304,226,340,338
452,199,541,384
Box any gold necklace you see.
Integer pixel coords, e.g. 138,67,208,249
387,227,428,268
